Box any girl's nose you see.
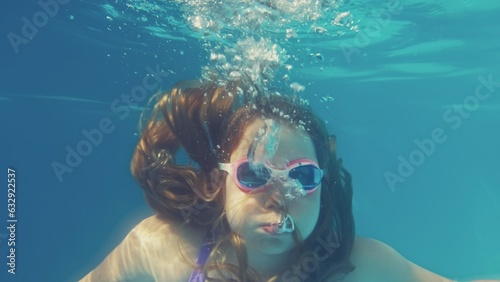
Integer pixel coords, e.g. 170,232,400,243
263,181,286,210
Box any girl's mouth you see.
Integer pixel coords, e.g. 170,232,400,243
262,214,295,234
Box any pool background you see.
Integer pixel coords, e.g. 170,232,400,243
1,0,500,281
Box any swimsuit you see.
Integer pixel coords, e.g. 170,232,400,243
188,228,218,282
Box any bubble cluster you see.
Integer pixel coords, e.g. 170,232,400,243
175,0,350,35
174,0,356,95
206,37,289,90
248,119,281,167
270,213,295,234
283,178,308,199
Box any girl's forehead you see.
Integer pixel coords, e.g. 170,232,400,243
231,118,317,164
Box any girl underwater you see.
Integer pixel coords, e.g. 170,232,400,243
80,80,479,282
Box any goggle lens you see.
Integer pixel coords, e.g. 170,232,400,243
288,165,323,190
237,163,270,188
235,161,322,191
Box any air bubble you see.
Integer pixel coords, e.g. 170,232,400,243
320,96,335,103
290,82,305,93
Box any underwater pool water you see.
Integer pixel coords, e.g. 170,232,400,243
1,0,500,281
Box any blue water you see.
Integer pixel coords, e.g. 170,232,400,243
1,0,500,281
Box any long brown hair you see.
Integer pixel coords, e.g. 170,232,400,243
131,80,355,281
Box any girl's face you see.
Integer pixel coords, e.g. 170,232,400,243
224,118,321,255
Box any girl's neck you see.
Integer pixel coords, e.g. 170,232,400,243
223,243,297,279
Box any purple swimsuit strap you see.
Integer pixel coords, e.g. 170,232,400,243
188,228,218,282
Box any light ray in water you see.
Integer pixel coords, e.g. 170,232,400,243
9,94,110,105
2,94,146,115
441,104,500,112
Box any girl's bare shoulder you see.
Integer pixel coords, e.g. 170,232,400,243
131,215,205,281
340,237,451,282
135,214,205,242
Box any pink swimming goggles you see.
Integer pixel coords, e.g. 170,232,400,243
219,158,323,194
